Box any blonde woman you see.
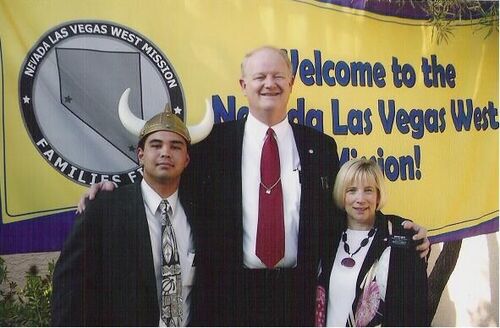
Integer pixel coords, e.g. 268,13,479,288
315,158,428,327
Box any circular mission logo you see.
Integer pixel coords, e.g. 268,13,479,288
19,20,185,186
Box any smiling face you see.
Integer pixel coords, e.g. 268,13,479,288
344,176,379,230
138,130,190,194
239,47,294,126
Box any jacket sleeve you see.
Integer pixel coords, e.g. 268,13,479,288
413,249,429,326
51,202,102,326
386,216,429,326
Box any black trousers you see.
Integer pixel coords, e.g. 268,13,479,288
237,268,298,326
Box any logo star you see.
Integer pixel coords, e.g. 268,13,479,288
173,106,182,115
128,145,136,152
64,95,73,103
22,95,31,104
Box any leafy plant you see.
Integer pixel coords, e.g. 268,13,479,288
0,257,54,327
422,0,499,44
372,0,499,44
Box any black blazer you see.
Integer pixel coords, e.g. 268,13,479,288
51,181,199,326
318,212,429,326
186,119,339,326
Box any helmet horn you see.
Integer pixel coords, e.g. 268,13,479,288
188,98,214,144
118,88,144,138
118,88,214,144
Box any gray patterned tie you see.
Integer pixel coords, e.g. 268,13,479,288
159,200,183,326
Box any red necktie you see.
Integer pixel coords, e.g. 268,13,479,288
256,128,285,268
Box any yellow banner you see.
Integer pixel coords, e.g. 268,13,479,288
0,0,498,236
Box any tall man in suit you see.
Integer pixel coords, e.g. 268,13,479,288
52,101,212,326
186,46,339,326
79,46,429,326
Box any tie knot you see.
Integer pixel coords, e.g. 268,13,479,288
266,128,275,138
159,200,172,221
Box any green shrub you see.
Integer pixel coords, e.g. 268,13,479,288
0,256,54,327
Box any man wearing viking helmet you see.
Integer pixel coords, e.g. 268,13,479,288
51,89,213,327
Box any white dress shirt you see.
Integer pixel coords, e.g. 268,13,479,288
141,179,195,327
241,112,301,268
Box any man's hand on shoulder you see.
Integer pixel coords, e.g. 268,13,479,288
76,181,117,213
402,221,430,259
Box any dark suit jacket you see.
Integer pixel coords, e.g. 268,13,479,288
51,181,199,326
318,212,429,326
186,119,339,326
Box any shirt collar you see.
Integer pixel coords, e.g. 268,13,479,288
141,179,179,218
245,111,291,143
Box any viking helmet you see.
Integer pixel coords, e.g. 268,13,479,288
118,88,214,145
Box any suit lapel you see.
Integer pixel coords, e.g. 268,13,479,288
291,123,327,190
232,119,245,264
353,214,389,310
232,119,245,203
291,124,311,176
290,124,316,266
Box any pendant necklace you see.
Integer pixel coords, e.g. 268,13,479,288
340,227,377,268
260,177,281,194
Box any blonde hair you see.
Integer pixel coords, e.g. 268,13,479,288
240,46,293,78
333,158,387,211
